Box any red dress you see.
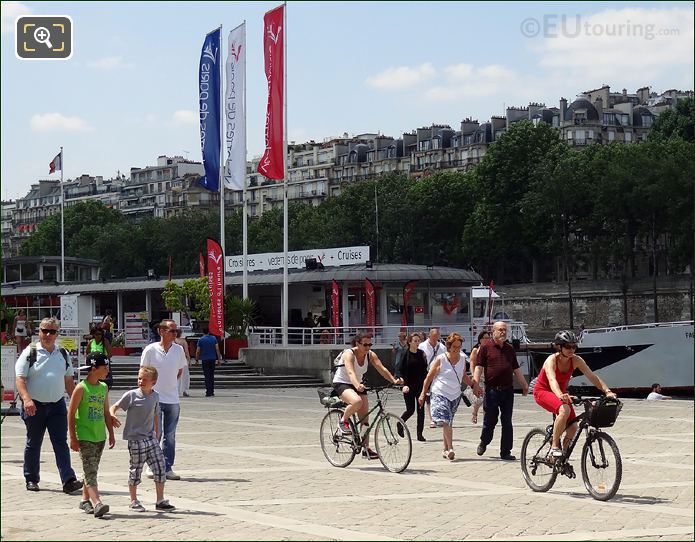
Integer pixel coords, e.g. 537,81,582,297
533,354,576,421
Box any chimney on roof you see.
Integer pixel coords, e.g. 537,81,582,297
559,97,567,125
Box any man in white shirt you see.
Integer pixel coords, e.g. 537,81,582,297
418,328,447,428
141,319,187,480
646,383,672,401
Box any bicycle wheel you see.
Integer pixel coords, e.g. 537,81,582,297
319,408,356,468
581,432,622,501
520,428,558,492
374,413,412,473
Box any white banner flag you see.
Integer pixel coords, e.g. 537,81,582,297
224,22,246,190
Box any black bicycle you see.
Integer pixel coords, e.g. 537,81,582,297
318,384,412,473
521,396,623,501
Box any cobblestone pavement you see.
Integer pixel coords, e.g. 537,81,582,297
2,389,693,540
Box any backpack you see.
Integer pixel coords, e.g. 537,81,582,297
27,343,71,371
331,348,371,374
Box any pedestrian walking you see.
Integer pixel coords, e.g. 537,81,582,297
175,329,191,397
468,330,490,424
396,332,428,442
110,366,176,512
391,331,408,378
13,309,32,352
140,319,187,480
14,317,83,494
419,332,477,460
86,326,113,389
418,328,446,428
195,328,222,398
473,321,529,461
67,352,119,518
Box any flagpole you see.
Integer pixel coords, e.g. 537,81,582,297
282,1,288,347
242,21,249,301
60,146,65,281
218,25,226,259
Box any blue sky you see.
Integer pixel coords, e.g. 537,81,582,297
1,1,693,200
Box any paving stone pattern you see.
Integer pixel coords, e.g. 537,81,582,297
1,389,693,540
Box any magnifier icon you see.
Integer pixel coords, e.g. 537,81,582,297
33,26,53,49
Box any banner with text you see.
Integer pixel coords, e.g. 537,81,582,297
224,23,246,190
198,27,221,192
207,238,225,336
225,246,369,274
257,4,285,180
365,278,376,328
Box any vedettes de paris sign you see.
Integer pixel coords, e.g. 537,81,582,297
226,246,369,274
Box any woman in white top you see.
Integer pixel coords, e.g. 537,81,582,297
332,332,402,460
419,332,478,460
13,309,31,351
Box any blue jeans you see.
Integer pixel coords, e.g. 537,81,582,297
21,398,77,484
158,402,180,472
480,387,515,457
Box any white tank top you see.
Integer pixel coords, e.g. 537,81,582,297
333,349,370,385
431,352,466,401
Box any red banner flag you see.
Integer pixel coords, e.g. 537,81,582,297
199,252,205,277
331,280,340,328
402,280,418,328
206,238,225,337
365,278,376,328
257,4,285,180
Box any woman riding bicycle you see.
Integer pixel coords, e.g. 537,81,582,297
333,332,403,459
533,330,617,458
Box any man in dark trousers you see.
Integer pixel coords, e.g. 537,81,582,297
196,329,222,397
472,321,529,461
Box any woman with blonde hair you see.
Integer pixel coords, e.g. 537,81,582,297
419,332,477,460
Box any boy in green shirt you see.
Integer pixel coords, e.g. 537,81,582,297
67,352,119,518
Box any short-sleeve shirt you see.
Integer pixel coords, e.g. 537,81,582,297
419,340,447,368
478,341,519,389
140,342,187,404
114,388,160,440
197,334,219,360
15,343,73,403
646,392,665,401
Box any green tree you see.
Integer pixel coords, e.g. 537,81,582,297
649,98,694,142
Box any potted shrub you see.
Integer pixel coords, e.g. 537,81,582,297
110,331,128,356
224,296,258,359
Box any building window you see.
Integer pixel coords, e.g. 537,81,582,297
608,131,615,142
642,115,653,127
625,132,632,142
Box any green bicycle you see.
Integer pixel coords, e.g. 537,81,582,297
318,385,412,473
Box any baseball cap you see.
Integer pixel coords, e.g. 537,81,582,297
79,352,109,371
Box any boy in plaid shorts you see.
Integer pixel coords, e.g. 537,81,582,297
110,366,175,511
68,352,118,518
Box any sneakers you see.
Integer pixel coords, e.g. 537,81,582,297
429,421,437,429
62,478,84,494
25,481,39,492
146,467,154,479
476,443,487,456
93,502,110,518
130,500,146,512
338,419,352,435
165,470,181,480
500,454,516,461
362,447,379,460
549,447,564,458
79,500,94,514
442,450,449,459
156,499,176,511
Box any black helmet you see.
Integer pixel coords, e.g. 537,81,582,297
554,330,578,346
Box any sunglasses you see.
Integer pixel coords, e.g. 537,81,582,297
40,328,59,335
361,342,373,347
563,344,578,350
162,328,178,333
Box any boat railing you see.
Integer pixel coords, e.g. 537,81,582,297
248,320,530,348
581,320,694,338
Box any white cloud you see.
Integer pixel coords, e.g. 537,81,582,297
86,56,132,70
365,63,436,91
427,64,518,101
1,1,31,34
537,7,694,82
30,113,93,132
171,110,198,126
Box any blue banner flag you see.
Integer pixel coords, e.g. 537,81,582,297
198,28,221,192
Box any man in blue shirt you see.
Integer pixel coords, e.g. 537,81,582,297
195,328,222,397
15,317,84,494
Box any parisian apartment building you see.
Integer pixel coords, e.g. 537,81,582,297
1,84,692,258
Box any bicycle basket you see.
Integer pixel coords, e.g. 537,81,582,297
584,398,622,428
317,387,340,407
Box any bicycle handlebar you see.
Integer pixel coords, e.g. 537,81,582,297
362,384,404,392
570,395,621,407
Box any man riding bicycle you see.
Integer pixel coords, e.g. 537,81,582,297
533,330,617,458
332,332,403,459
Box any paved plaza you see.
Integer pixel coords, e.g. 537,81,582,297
1,388,693,540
